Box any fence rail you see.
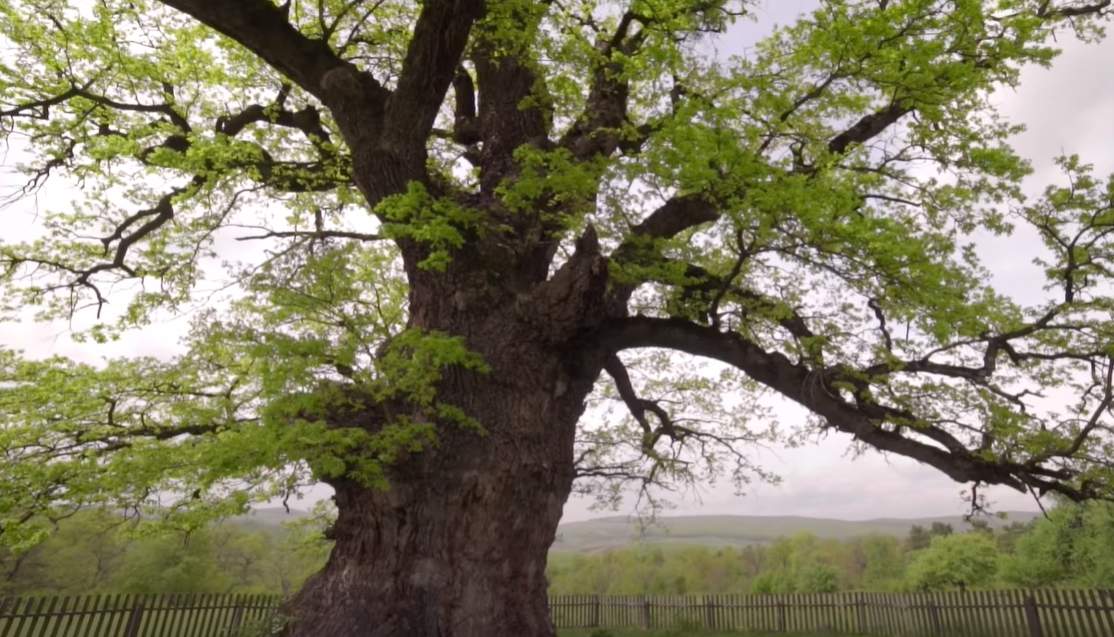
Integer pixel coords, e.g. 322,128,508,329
0,594,280,637
3,590,1113,636
549,590,1114,636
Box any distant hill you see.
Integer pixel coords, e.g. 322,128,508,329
228,507,312,535
551,512,1041,553
233,508,1042,553
237,506,313,525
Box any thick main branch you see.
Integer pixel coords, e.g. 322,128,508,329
595,316,1100,500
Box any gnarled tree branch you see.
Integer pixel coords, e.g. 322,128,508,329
594,316,1106,502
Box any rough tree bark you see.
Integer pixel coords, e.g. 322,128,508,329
284,228,611,636
287,381,575,635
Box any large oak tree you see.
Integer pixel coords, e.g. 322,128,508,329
2,1,1114,635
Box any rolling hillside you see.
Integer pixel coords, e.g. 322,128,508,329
551,512,1040,553
238,507,1041,553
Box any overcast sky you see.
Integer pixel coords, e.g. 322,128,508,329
564,1,1114,523
3,1,1113,523
568,1,1114,522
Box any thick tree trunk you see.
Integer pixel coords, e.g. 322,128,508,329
276,175,611,634
283,298,598,636
286,457,571,637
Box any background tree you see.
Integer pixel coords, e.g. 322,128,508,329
993,520,1033,554
544,509,1109,594
904,532,1000,591
750,532,845,593
906,522,954,550
0,509,131,595
2,1,1114,636
1000,500,1114,588
849,535,905,590
4,504,1109,597
0,509,329,595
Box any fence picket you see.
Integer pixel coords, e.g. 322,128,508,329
971,590,985,637
996,590,1011,637
1064,588,1082,637
808,592,816,632
1037,590,1055,637
801,592,811,632
1000,589,1018,637
0,597,18,637
990,589,1007,637
1088,589,1112,636
86,596,108,637
157,593,177,637
31,595,58,637
906,592,919,637
1008,590,1020,636
244,593,261,630
1094,590,1114,636
83,595,103,637
0,600,9,637
880,592,893,635
1073,589,1097,637
44,596,69,637
175,593,195,637
958,590,972,635
95,593,113,637
971,588,989,637
872,592,885,634
60,595,87,637
1060,589,1079,637
1049,589,1067,637
216,594,235,635
186,592,204,637
993,590,1008,637
1049,588,1070,637
972,589,990,637
264,594,277,630
223,593,239,634
1060,587,1079,637
1009,590,1027,637
735,593,744,632
14,597,47,637
204,593,224,637
1073,589,1093,637
1051,588,1069,637
880,591,890,634
116,595,137,637
862,591,871,635
1074,589,1092,637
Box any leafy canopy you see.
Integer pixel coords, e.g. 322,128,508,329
2,0,1114,549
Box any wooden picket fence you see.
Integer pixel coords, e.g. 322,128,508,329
0,594,281,637
3,590,1114,636
550,590,1114,636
